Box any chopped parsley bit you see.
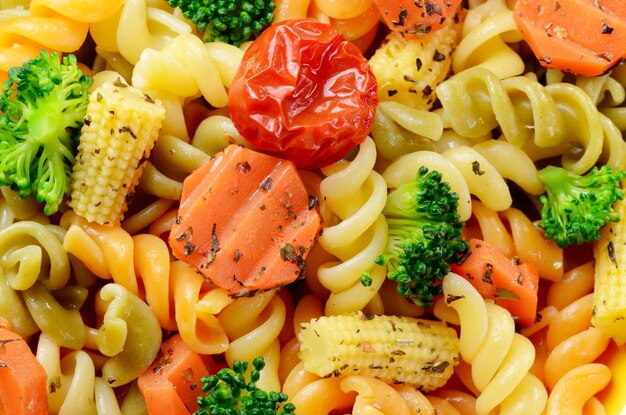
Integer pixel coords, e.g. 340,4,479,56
602,23,614,34
432,49,446,62
472,160,485,175
445,294,465,304
235,161,251,174
259,176,273,191
233,249,243,263
482,263,494,284
308,194,319,210
392,7,408,27
422,361,449,374
387,89,398,97
416,58,423,71
184,240,197,256
210,223,220,256
280,243,297,262
425,0,442,15
608,241,618,267
495,287,521,300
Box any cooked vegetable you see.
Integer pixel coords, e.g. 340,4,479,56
169,144,322,296
373,0,463,37
368,14,463,109
376,166,469,307
195,357,295,415
229,19,378,170
0,320,48,415
513,0,626,76
0,50,92,215
450,238,540,327
593,197,626,345
537,165,625,248
68,78,165,225
297,312,460,392
166,0,275,46
138,334,215,414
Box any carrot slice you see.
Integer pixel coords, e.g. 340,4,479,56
169,145,322,296
514,0,626,76
0,325,47,415
373,0,463,37
450,238,539,327
138,334,219,414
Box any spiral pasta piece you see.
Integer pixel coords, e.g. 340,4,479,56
452,0,525,79
437,67,621,174
95,283,161,387
60,211,231,355
465,200,564,282
36,333,143,415
0,0,124,81
315,137,388,315
435,272,548,415
382,144,518,221
132,33,245,108
370,101,444,161
90,0,191,65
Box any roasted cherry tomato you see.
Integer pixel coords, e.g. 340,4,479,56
228,19,378,170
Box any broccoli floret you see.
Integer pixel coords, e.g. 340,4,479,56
195,357,296,415
375,166,469,307
167,0,275,46
537,164,625,248
0,50,92,215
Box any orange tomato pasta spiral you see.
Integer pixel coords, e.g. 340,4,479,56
60,210,231,356
0,0,124,82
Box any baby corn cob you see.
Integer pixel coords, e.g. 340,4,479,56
368,16,463,110
593,196,626,344
297,312,460,391
68,79,165,225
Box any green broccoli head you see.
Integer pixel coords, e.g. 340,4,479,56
538,164,625,248
0,50,92,215
167,0,275,46
195,357,296,415
375,166,469,307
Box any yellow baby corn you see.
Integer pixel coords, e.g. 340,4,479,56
368,18,463,110
297,312,460,391
593,197,626,344
68,79,165,225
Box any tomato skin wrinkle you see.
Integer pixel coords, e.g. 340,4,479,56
229,19,378,170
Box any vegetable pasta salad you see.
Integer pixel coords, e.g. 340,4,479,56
1,0,626,414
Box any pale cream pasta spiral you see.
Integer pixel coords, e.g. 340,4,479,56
217,289,287,392
452,0,524,79
382,145,516,222
435,272,548,414
35,332,146,415
315,136,389,315
132,33,245,108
